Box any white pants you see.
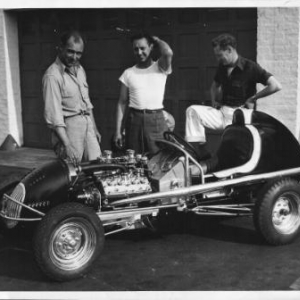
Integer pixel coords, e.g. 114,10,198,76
185,105,238,143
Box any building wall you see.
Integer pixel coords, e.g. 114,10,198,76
0,10,8,145
0,10,23,147
257,7,300,137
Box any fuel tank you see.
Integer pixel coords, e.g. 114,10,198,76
148,148,185,193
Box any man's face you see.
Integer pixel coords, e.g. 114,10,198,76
213,45,233,66
132,38,153,63
59,36,84,68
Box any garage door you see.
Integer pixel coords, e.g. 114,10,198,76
18,8,257,150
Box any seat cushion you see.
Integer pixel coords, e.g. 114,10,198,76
204,125,254,173
218,125,253,170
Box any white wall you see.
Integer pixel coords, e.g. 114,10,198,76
0,10,23,147
257,7,300,138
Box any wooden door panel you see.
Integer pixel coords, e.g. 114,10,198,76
20,43,39,69
85,69,101,96
21,71,39,96
178,67,201,91
103,67,123,94
237,29,257,61
22,96,44,123
178,34,200,58
40,42,56,68
81,40,101,68
24,123,52,148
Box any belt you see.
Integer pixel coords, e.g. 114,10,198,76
130,107,163,114
64,110,90,119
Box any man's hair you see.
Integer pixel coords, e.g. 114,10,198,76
130,30,154,45
60,30,86,46
211,34,237,50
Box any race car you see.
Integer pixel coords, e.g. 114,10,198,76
1,108,300,282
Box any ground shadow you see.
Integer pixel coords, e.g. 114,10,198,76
106,210,264,246
0,228,46,282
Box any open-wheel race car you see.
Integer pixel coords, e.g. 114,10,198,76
1,108,300,281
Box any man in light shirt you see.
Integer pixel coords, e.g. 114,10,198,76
114,31,173,155
43,30,101,165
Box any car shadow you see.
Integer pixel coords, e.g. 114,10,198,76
106,211,264,246
187,214,263,245
0,247,43,281
0,212,263,283
0,229,46,282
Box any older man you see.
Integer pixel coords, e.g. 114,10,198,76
43,30,101,164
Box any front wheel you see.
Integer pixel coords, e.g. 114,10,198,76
33,202,104,281
254,178,300,245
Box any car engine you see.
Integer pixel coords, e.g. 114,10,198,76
97,150,152,198
73,148,186,209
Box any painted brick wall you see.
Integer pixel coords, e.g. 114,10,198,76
257,7,300,137
0,10,8,146
0,10,23,147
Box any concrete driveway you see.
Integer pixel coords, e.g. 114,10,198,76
0,209,300,292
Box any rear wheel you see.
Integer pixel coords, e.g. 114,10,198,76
33,202,104,281
254,178,300,245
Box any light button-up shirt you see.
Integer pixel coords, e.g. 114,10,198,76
43,57,93,128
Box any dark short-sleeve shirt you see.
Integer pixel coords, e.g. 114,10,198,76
214,56,272,107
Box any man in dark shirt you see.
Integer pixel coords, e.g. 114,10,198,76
185,33,282,154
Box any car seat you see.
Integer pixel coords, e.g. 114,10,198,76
201,109,262,178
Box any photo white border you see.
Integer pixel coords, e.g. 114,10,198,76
1,0,300,9
1,0,300,299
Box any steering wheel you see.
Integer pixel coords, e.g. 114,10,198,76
163,131,199,159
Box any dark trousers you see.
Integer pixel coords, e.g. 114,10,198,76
125,109,168,155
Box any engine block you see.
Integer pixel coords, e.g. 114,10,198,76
99,170,152,198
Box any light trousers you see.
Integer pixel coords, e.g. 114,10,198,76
185,105,237,143
53,114,101,162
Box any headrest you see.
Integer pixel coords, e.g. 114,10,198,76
232,108,254,125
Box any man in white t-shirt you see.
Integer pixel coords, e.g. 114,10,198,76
114,31,173,155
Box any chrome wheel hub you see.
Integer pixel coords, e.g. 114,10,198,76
55,228,82,257
272,193,300,234
49,218,96,271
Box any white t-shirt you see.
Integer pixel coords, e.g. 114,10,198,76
119,61,171,110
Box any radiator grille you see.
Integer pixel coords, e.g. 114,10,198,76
1,183,26,228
